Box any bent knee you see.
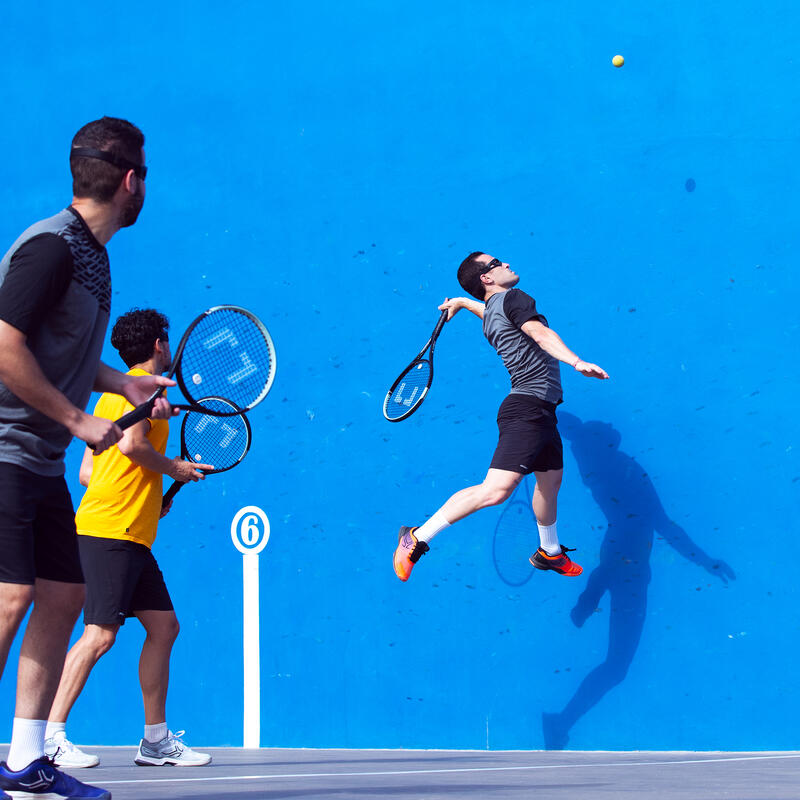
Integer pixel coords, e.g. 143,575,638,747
84,626,118,655
480,486,514,507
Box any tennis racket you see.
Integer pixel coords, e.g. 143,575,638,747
492,477,536,587
382,309,448,422
162,396,252,508
116,305,276,431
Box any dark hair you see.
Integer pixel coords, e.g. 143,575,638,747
70,117,145,202
111,308,169,368
457,251,489,300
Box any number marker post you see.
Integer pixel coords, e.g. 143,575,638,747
230,505,270,748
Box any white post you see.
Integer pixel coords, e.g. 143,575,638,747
231,505,270,750
242,551,261,748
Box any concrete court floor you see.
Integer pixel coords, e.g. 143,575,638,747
3,747,798,800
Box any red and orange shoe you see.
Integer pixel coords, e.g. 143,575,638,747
529,546,583,576
393,526,430,582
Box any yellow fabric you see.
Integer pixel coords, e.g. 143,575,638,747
75,368,169,549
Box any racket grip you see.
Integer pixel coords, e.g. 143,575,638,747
162,480,187,509
115,399,156,431
432,308,449,338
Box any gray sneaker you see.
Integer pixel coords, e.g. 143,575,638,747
134,730,211,766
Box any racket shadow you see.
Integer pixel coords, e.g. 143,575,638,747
492,477,536,587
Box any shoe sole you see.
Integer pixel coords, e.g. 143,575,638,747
393,527,414,581
5,793,109,800
134,756,212,767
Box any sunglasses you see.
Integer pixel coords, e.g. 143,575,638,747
71,147,148,180
480,258,503,274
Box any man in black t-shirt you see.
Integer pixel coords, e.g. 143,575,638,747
393,251,609,583
0,118,173,800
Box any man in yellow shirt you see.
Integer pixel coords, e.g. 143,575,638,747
44,309,213,768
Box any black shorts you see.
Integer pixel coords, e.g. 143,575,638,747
489,394,564,475
78,535,173,626
0,461,83,585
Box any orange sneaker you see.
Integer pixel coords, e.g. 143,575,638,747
393,526,430,582
529,545,583,576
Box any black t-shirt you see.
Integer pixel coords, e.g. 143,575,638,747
0,234,73,335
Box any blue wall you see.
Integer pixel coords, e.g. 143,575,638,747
1,1,797,750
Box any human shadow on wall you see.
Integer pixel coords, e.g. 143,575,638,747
541,412,735,750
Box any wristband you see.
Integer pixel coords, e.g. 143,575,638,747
572,358,581,369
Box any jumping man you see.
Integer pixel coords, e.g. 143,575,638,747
393,252,609,582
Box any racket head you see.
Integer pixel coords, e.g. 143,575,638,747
174,306,276,414
382,357,433,421
492,478,536,587
180,396,252,474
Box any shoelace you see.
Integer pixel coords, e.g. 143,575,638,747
165,730,187,752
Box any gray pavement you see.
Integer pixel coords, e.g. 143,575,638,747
4,747,798,799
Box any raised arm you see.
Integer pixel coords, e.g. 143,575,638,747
520,320,610,380
438,296,485,320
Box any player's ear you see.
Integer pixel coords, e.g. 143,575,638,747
123,170,138,194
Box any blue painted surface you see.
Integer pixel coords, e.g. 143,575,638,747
0,1,797,750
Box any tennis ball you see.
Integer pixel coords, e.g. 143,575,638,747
612,54,624,67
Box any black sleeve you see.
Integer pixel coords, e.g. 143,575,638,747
503,288,548,329
0,234,73,335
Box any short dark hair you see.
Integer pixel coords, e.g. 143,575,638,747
111,308,169,368
70,117,145,203
457,251,489,300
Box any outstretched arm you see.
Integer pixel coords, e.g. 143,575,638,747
656,512,736,584
94,362,175,419
520,320,609,379
438,297,485,320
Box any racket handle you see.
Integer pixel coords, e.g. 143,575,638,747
432,308,449,339
162,480,187,509
115,398,156,431
89,399,156,452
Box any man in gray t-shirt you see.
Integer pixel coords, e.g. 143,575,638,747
393,251,609,584
0,118,173,800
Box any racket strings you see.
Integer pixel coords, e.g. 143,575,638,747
182,398,250,472
385,361,431,419
178,308,275,411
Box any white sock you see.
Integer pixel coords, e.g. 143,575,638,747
7,718,47,771
144,722,168,743
537,521,561,555
45,721,66,741
414,509,451,544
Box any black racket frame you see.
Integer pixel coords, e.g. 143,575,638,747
382,309,448,422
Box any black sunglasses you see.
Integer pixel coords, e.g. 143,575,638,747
480,258,503,274
71,147,148,180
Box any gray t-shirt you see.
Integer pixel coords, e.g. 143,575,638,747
0,207,111,475
482,288,562,404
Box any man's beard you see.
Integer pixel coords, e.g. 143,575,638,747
119,189,144,228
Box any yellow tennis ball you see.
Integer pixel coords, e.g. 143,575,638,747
612,54,624,67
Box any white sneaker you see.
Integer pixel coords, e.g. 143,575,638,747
44,730,100,768
134,730,211,766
